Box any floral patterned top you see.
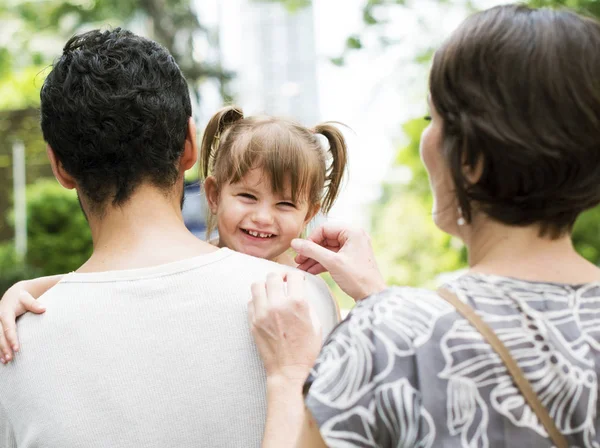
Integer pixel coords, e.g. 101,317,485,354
304,274,600,447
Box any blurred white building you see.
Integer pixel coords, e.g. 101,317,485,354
235,1,321,125
196,0,320,126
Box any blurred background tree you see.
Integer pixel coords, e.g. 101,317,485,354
338,0,600,286
0,0,231,289
0,0,233,105
0,180,92,288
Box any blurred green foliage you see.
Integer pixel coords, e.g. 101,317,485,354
0,180,92,294
0,0,232,108
24,180,93,275
0,109,53,242
528,0,600,15
256,0,312,12
0,242,41,296
371,118,467,286
370,0,600,288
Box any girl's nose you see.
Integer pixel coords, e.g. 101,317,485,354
251,206,274,225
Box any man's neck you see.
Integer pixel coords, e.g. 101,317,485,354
78,186,216,273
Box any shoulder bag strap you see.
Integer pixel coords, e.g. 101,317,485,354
437,287,568,448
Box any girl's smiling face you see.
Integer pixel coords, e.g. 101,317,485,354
205,168,318,261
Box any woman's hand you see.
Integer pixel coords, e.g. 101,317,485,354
0,286,46,363
248,272,322,384
291,223,386,301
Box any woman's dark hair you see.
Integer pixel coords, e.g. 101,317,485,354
40,28,192,214
429,4,600,238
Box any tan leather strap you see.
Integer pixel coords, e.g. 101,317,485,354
437,288,568,448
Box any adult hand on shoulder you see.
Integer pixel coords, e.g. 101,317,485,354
291,223,386,301
248,272,322,384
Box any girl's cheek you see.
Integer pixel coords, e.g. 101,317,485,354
288,212,309,236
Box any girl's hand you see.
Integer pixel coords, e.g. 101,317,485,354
291,223,387,301
248,272,322,383
0,286,46,363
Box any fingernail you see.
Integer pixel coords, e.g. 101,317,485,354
0,358,5,364
291,239,303,250
13,345,18,352
5,354,11,361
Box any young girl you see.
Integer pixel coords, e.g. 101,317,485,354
0,105,348,363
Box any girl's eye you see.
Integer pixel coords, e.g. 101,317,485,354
239,193,257,200
278,202,296,208
424,115,432,122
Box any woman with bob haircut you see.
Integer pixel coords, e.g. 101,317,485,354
248,4,600,448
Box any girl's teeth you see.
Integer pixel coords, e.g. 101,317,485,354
248,230,272,238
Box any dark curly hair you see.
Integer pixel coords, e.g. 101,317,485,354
429,5,600,238
40,28,192,214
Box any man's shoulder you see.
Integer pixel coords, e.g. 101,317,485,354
221,250,291,273
224,252,338,330
226,252,330,290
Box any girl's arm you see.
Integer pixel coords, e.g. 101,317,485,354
0,275,64,363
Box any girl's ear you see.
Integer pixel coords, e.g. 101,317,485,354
304,203,321,225
204,176,220,214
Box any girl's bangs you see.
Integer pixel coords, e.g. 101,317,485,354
225,125,322,204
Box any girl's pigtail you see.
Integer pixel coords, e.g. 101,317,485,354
314,122,349,213
199,106,244,179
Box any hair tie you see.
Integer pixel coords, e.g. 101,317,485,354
315,133,330,151
211,132,221,152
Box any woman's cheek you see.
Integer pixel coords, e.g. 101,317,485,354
420,127,437,174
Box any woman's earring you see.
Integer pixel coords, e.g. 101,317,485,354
457,207,466,226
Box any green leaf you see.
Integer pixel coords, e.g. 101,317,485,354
346,35,363,50
415,48,435,64
330,56,345,66
363,6,378,25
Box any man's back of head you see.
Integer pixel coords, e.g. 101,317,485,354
40,28,192,215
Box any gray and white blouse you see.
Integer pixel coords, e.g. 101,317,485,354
304,273,600,447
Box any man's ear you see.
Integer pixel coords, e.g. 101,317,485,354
203,176,220,214
180,117,198,172
304,203,321,225
47,145,76,189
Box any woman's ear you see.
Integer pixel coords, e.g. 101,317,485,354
462,151,484,184
465,160,483,184
204,176,220,214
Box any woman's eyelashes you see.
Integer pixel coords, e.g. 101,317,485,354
424,115,432,122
